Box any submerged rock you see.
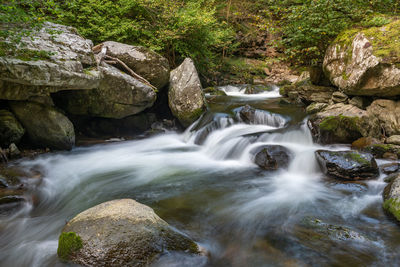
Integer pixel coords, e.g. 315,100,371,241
315,150,379,180
54,63,156,119
168,58,206,127
0,110,25,147
58,199,199,266
10,101,75,150
251,145,292,170
100,41,170,90
383,174,400,222
323,20,400,97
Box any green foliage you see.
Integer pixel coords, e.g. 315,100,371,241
57,232,83,261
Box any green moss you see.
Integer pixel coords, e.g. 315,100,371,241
319,116,340,131
57,232,83,262
345,152,370,165
342,72,349,80
383,198,400,221
319,115,359,132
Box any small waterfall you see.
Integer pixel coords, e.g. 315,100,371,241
216,84,281,99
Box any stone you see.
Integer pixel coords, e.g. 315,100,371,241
387,135,400,145
58,199,199,266
0,22,101,100
308,103,380,144
363,144,400,159
54,63,157,119
323,20,400,97
349,96,371,110
251,145,292,170
366,99,400,136
101,41,170,90
280,81,335,104
235,105,287,127
351,137,381,150
168,58,206,127
306,103,328,115
0,110,25,147
8,143,21,159
381,163,399,175
309,66,332,86
331,91,348,104
10,101,75,150
383,173,400,222
315,150,379,180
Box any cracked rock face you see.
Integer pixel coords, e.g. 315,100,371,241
168,58,206,127
0,22,101,98
323,21,400,96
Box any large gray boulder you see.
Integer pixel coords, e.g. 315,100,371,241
383,173,400,222
57,199,199,266
168,58,206,127
101,41,170,90
308,103,380,144
323,20,400,96
0,22,100,100
54,63,157,119
10,102,75,150
0,110,25,147
366,99,400,136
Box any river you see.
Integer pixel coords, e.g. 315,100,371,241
0,85,399,266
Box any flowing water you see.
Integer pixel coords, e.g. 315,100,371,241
1,85,400,266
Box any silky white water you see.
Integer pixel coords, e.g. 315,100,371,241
0,92,399,267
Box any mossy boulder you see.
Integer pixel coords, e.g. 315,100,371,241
323,20,400,96
168,58,206,127
58,199,199,266
315,150,379,180
279,80,334,105
383,173,400,222
363,143,400,159
10,101,75,150
308,103,380,144
0,110,25,147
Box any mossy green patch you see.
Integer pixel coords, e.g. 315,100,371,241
345,152,370,165
319,115,359,132
383,198,400,221
57,232,83,262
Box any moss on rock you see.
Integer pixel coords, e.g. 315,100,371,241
57,232,83,262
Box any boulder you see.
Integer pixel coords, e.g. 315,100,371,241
306,103,328,115
0,22,100,100
383,173,400,222
168,58,206,127
331,92,348,104
57,199,199,266
10,102,75,150
387,135,400,145
280,81,335,104
381,163,399,175
101,41,170,90
366,99,400,136
315,150,379,180
363,144,400,159
351,137,381,150
348,96,371,110
323,20,400,96
54,63,157,119
0,110,25,147
251,145,292,170
308,103,380,144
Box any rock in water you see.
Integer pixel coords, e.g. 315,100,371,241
0,110,25,147
54,63,156,119
383,173,400,222
58,199,199,266
323,20,400,97
252,145,292,170
315,150,379,180
168,58,206,127
367,99,400,136
101,41,170,90
10,102,75,150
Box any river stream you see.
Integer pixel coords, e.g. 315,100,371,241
1,85,399,267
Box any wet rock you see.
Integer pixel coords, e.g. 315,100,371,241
54,63,157,119
315,150,379,180
383,173,400,222
168,58,206,127
363,144,400,159
8,143,21,159
308,103,380,144
251,145,292,170
203,87,227,96
10,101,75,150
0,177,8,188
351,137,381,150
306,103,328,115
0,22,100,100
280,81,335,105
367,99,400,137
381,163,399,175
331,92,348,104
384,173,399,183
387,135,400,146
0,110,25,147
236,105,287,127
323,20,400,97
58,199,199,266
100,41,170,90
